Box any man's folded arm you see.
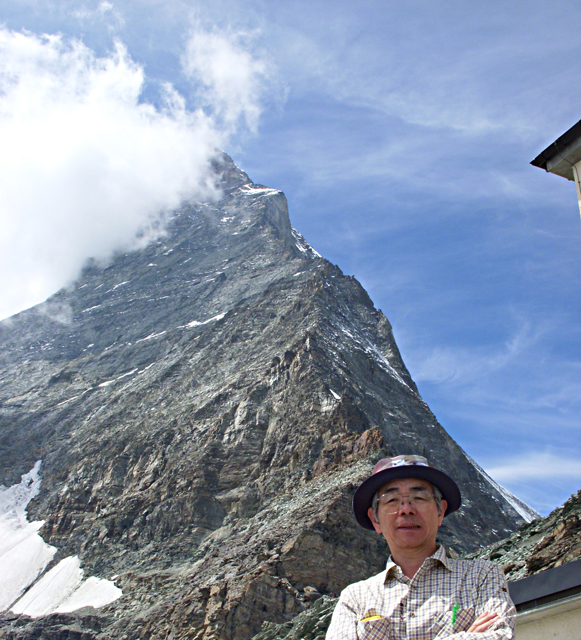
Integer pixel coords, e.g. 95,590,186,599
440,565,516,640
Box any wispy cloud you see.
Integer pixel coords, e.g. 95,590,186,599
182,27,275,135
233,0,581,218
486,452,581,483
397,305,581,420
483,450,581,515
71,1,125,30
0,24,272,320
409,318,546,386
268,2,580,139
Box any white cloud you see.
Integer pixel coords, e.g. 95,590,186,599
72,0,125,29
486,452,581,483
182,27,273,134
409,318,545,386
267,2,581,139
0,25,271,320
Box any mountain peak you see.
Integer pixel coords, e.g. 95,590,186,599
0,165,533,638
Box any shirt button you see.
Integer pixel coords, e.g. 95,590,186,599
410,613,415,618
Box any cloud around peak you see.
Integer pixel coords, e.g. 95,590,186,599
0,24,272,321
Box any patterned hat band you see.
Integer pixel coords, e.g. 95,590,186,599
378,455,432,470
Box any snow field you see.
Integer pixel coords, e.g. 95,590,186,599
0,462,122,617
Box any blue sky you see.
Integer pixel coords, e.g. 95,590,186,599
0,0,580,515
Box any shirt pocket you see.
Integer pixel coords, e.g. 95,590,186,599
357,616,391,640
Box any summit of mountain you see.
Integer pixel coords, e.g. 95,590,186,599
0,153,536,639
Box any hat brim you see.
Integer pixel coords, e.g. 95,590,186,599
353,465,461,530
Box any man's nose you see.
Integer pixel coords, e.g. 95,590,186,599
398,497,417,513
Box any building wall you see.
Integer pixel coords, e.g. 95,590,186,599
515,597,581,640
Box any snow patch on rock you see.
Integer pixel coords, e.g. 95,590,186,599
291,228,321,259
0,462,56,611
0,462,122,617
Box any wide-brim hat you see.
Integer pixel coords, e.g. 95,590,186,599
353,454,461,530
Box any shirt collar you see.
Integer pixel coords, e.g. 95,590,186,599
384,545,451,581
431,544,451,570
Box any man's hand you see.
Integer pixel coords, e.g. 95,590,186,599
468,611,499,633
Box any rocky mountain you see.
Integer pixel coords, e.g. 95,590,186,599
0,154,536,639
468,488,581,581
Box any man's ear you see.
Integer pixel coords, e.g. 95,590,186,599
438,499,448,526
367,507,383,534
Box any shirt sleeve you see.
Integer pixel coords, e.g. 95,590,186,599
326,587,360,640
439,563,516,640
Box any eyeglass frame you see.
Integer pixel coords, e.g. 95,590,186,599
372,484,443,520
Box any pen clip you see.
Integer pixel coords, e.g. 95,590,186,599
451,603,460,626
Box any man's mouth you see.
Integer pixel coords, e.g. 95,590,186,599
397,523,421,529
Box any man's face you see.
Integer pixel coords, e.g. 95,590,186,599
366,477,447,557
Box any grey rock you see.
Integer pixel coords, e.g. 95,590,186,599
252,595,337,640
0,153,531,639
468,488,581,581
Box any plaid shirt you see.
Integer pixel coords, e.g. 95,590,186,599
326,546,515,640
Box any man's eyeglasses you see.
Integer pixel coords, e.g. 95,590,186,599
376,489,435,514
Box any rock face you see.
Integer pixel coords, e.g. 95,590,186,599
0,154,534,639
253,595,337,640
468,488,581,581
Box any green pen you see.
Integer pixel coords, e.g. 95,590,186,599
451,603,460,626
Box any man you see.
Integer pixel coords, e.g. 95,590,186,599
326,455,515,639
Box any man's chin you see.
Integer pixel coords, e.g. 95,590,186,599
392,527,426,544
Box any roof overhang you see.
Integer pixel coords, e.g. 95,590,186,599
516,591,581,625
531,119,581,181
509,558,581,612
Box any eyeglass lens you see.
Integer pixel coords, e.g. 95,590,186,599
378,490,434,513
